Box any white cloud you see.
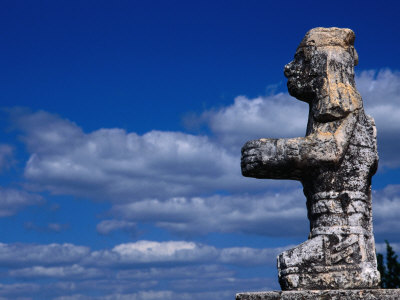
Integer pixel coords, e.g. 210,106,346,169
11,109,260,201
356,69,400,168
4,70,400,254
46,278,158,297
9,265,103,279
0,187,43,217
1,240,280,299
0,243,90,267
110,189,307,236
202,93,308,150
114,240,195,256
1,240,283,270
373,185,400,238
219,246,292,266
8,108,290,205
53,290,235,300
8,72,400,203
167,276,274,294
2,70,398,255
53,296,91,300
0,282,40,298
96,220,136,235
86,240,218,266
115,265,235,281
83,240,290,269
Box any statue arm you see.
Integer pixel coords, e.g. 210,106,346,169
241,112,358,180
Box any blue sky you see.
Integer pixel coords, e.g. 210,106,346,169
1,1,400,299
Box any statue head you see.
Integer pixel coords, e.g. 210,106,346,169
284,27,362,122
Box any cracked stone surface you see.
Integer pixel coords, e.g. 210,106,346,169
236,290,400,300
241,27,381,290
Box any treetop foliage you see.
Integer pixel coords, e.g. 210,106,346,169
377,240,400,288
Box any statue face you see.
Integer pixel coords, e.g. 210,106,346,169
284,46,325,103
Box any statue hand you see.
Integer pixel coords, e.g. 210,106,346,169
241,139,277,177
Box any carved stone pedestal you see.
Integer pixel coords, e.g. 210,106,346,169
236,290,400,300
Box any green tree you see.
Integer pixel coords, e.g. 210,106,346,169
377,240,400,288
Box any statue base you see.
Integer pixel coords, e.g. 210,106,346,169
236,289,400,299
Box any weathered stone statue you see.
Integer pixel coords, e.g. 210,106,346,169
241,27,381,292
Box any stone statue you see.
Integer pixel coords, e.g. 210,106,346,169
241,27,381,290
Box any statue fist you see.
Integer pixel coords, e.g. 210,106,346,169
241,138,278,178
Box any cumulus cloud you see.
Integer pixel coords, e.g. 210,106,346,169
2,68,399,285
219,245,292,266
111,189,307,236
1,240,283,270
82,240,290,269
1,240,280,299
7,69,399,240
0,187,43,217
356,69,400,167
12,276,272,300
11,108,279,202
373,185,400,240
86,240,218,266
3,69,398,246
202,93,308,150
